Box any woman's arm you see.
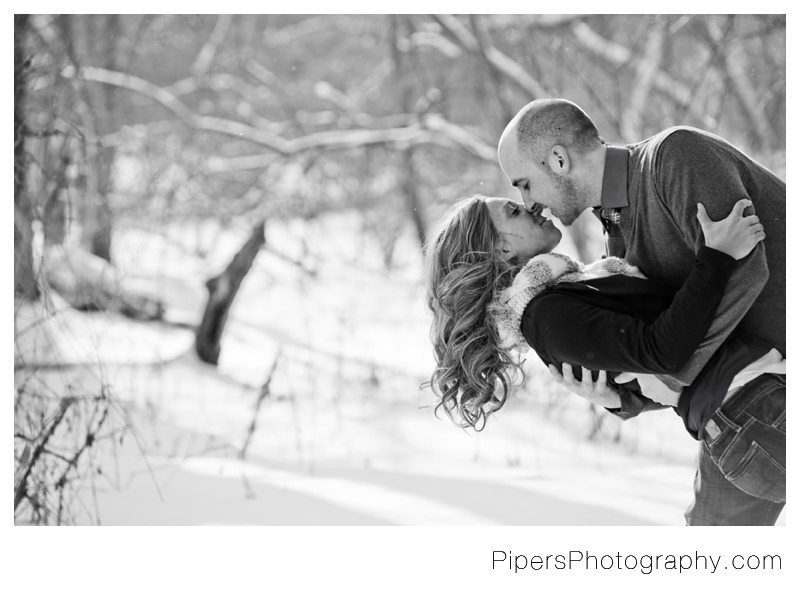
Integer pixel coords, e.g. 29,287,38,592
529,198,764,389
525,246,736,375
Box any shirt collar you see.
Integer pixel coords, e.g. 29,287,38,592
599,145,629,210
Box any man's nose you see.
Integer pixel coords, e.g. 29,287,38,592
520,191,535,212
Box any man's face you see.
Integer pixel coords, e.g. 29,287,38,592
498,136,586,227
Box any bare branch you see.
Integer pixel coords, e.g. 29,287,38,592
15,397,77,510
483,47,550,99
706,17,777,150
524,14,590,28
570,21,695,111
55,403,111,490
62,66,498,162
265,15,348,46
205,154,279,174
239,351,281,459
422,114,497,162
192,14,233,76
244,59,279,86
62,65,195,125
620,16,667,140
163,72,289,140
406,31,462,58
434,15,549,99
469,15,516,122
432,14,479,52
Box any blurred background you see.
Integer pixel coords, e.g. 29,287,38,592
14,14,785,525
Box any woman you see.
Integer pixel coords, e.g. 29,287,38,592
424,194,771,435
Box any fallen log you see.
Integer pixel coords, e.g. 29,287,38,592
41,245,164,321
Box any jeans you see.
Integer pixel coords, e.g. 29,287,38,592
685,373,786,526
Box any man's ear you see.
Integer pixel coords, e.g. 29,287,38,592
547,145,570,176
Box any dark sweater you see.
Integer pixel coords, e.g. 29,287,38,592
610,128,785,388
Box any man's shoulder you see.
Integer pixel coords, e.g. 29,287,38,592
636,126,720,154
632,127,733,179
627,127,703,172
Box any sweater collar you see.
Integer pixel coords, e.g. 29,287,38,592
599,145,629,210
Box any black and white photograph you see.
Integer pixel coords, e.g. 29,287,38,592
12,12,788,578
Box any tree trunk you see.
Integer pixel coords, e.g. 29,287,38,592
391,17,429,251
82,179,114,265
195,221,266,365
42,152,70,247
14,14,39,301
401,151,429,249
82,14,117,262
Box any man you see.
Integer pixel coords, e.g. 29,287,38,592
498,98,785,525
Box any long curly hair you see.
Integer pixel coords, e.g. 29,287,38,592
424,195,524,430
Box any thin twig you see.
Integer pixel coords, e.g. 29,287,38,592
55,404,111,490
240,351,282,459
14,396,76,511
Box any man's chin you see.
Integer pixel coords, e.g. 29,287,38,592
557,207,588,227
558,214,579,227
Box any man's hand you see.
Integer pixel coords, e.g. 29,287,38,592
615,372,682,407
548,363,621,409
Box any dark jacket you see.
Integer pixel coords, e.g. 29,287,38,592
521,246,771,438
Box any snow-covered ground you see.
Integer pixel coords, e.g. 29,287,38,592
15,213,785,526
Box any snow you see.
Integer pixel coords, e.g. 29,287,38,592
61,394,694,526
15,213,786,526
14,291,196,367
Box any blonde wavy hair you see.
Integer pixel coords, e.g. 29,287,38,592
423,195,524,430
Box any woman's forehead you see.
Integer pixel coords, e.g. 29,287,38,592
485,197,517,216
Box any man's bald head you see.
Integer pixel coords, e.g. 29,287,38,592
500,99,603,168
498,99,607,224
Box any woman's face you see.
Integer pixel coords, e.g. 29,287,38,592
485,197,562,264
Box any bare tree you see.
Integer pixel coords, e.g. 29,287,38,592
81,14,119,262
706,16,778,151
196,220,266,364
619,16,667,141
15,14,39,301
